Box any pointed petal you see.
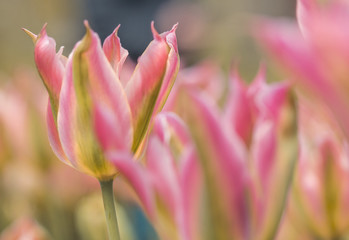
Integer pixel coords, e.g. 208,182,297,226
153,112,192,152
31,24,65,120
103,25,129,78
126,23,179,153
58,22,132,179
107,152,155,218
225,70,253,145
154,23,180,112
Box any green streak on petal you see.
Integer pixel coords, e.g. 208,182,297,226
257,92,298,240
72,26,116,181
131,73,164,153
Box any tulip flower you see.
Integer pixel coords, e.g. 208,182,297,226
24,21,179,240
108,112,201,240
255,0,349,139
173,67,297,240
277,99,349,239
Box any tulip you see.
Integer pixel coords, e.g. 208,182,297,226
277,99,349,239
173,67,297,240
24,21,179,240
255,0,349,139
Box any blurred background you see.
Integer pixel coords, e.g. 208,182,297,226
0,0,294,239
1,0,295,76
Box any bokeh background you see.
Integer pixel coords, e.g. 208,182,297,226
1,0,295,76
0,0,294,239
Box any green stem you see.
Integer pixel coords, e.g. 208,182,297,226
100,179,121,240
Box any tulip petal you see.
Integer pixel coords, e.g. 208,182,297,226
58,22,132,180
253,90,298,240
180,148,202,240
154,24,180,113
107,152,155,218
46,101,67,163
103,25,129,79
126,23,179,153
146,136,185,239
256,20,349,138
297,0,317,37
146,136,182,217
225,70,253,145
25,24,65,121
179,90,248,239
153,112,192,158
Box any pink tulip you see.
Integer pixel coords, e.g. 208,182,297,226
108,112,201,240
278,99,349,239
174,67,297,240
24,21,179,180
255,0,349,139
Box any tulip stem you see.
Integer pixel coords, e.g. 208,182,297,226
100,179,121,240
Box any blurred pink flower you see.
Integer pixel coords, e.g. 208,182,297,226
24,21,179,180
256,0,349,138
176,67,297,240
278,99,349,239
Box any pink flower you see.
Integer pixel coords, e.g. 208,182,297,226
255,0,349,139
278,99,349,239
178,67,297,239
24,21,179,180
107,66,297,239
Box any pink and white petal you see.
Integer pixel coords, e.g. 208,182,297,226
224,70,253,144
181,90,248,239
153,112,191,147
179,148,202,240
297,0,318,38
57,56,79,168
31,25,65,117
154,24,180,113
107,151,155,218
103,25,129,78
93,101,129,152
146,136,182,220
73,22,133,152
256,20,349,138
253,91,298,240
125,23,173,152
46,101,68,163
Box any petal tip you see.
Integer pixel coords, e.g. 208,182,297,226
22,28,37,43
113,24,121,35
151,21,161,41
171,22,179,33
38,23,48,39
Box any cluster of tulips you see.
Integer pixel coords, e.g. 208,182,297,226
1,0,349,239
